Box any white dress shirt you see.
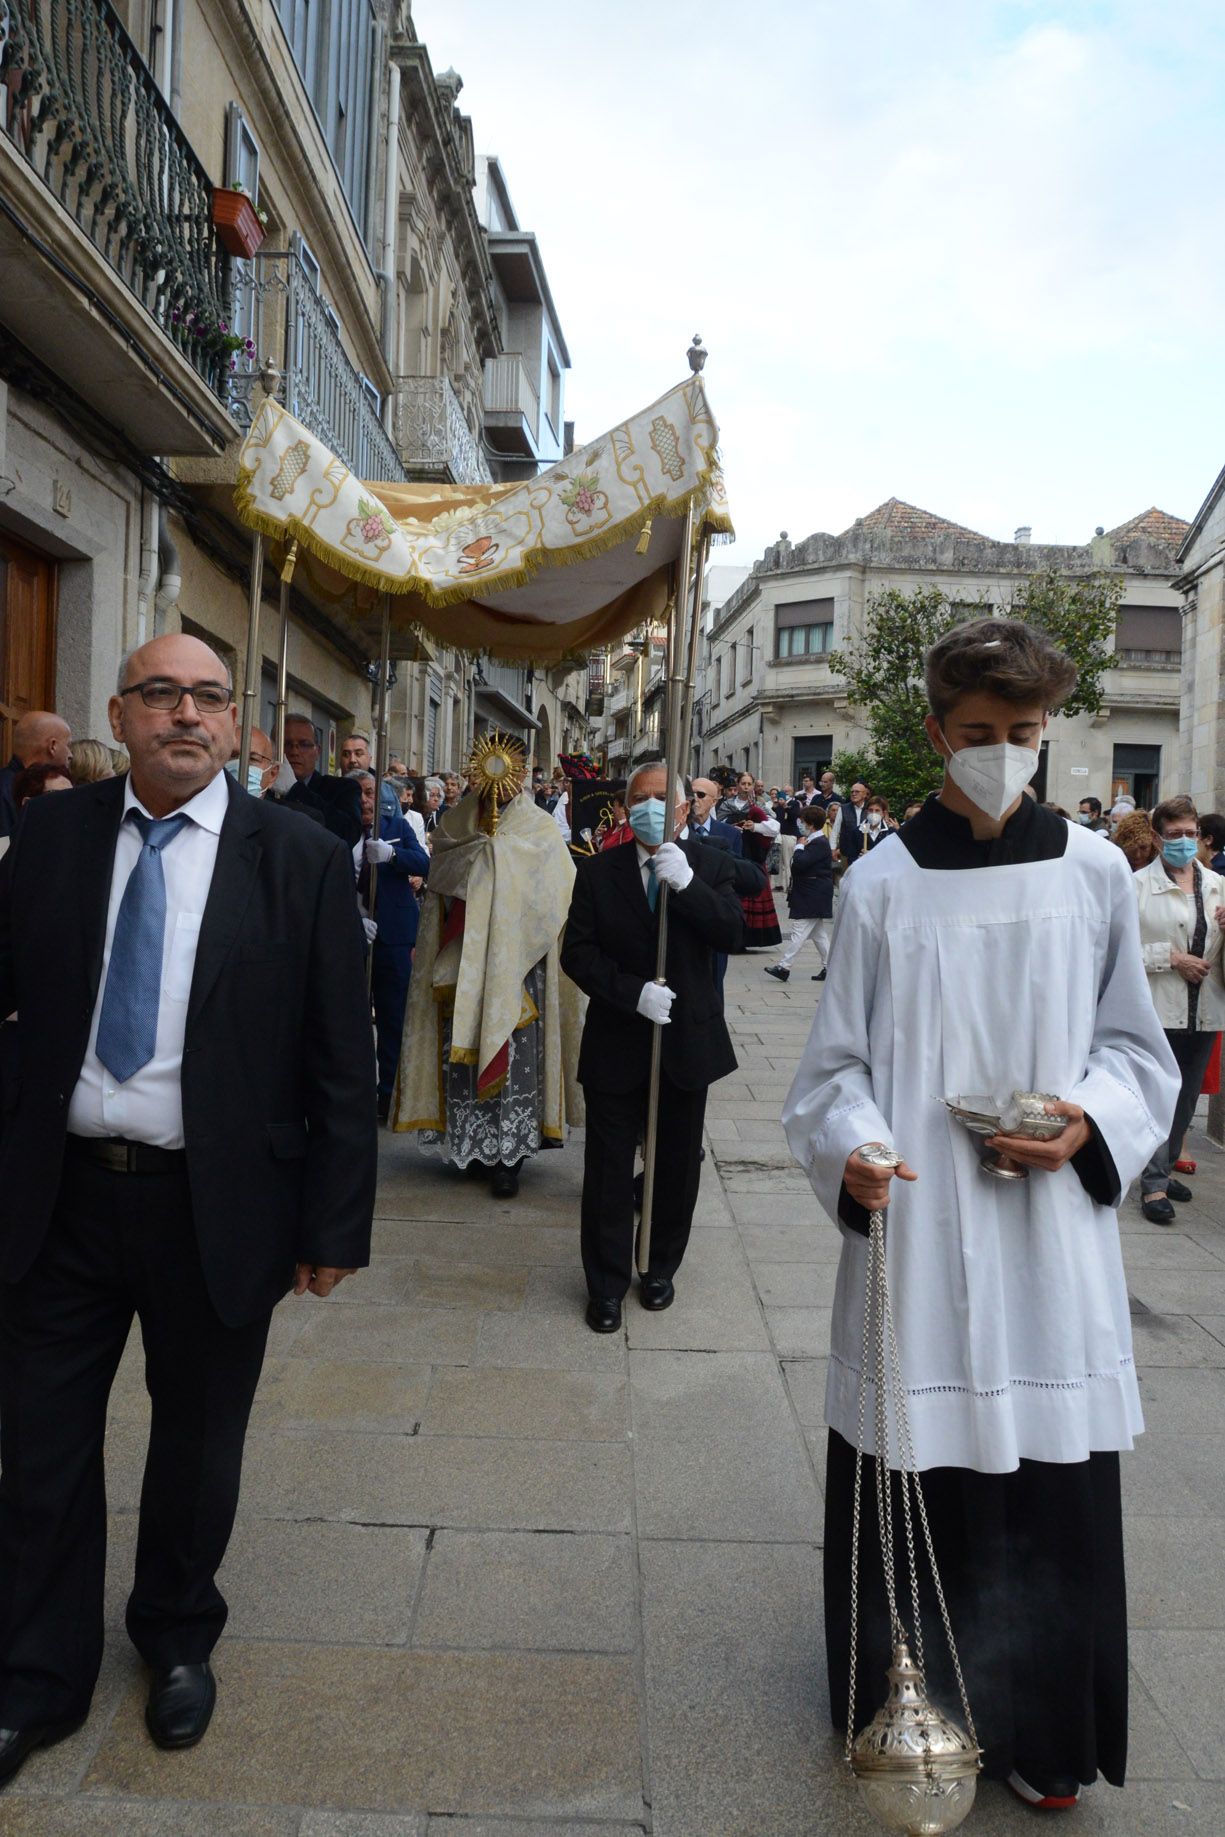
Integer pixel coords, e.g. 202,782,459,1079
67,770,228,1149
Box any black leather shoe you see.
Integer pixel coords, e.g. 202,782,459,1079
0,1716,86,1787
585,1296,622,1334
1168,1178,1193,1203
1142,1195,1177,1226
640,1275,675,1311
812,969,827,981
765,964,789,982
377,1091,391,1123
490,1161,521,1198
145,1662,216,1750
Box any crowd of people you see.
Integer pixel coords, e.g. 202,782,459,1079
0,613,1222,1820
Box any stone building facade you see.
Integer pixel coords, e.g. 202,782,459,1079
693,501,1189,812
0,0,583,779
1172,467,1225,814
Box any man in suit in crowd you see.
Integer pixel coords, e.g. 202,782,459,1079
282,713,362,846
339,730,373,774
350,771,431,1121
0,634,377,1783
0,710,72,838
816,769,864,867
561,762,743,1332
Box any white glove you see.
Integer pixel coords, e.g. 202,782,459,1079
361,916,378,943
652,840,694,892
364,838,395,864
636,981,676,1025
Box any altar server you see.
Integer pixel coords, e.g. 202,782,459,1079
783,618,1179,1813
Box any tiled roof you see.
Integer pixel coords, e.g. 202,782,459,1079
1104,507,1190,550
840,497,989,542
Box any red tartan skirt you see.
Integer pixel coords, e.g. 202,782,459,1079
740,881,781,947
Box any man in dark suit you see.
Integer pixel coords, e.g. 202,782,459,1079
0,634,377,1784
561,762,743,1332
281,713,362,846
351,772,431,1120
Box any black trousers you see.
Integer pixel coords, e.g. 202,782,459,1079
580,1073,706,1300
0,1152,271,1724
824,1430,1128,1788
1142,1027,1219,1193
371,941,413,1098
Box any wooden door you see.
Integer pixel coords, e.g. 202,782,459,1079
0,532,58,763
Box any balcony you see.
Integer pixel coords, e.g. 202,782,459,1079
483,352,541,457
229,252,403,481
0,0,235,452
396,376,493,486
474,657,538,735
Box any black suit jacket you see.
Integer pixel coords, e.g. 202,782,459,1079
561,836,742,1094
788,835,834,918
0,773,378,1325
284,769,362,847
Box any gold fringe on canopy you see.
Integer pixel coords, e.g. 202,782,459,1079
232,376,733,665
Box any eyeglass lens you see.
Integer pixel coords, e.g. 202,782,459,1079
135,680,232,711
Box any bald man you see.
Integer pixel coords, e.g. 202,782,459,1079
0,711,71,838
0,633,376,1780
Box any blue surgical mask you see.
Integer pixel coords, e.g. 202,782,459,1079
628,797,667,846
246,765,265,796
1162,836,1199,868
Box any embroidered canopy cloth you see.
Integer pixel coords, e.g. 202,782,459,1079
233,376,733,664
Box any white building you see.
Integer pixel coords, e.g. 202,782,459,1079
694,500,1188,810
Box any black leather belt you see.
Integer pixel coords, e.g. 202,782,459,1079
66,1135,187,1175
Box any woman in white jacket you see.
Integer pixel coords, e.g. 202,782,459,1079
1134,795,1225,1222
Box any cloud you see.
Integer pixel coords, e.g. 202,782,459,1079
409,1,1225,557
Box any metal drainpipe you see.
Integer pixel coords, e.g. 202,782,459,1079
154,515,182,635
136,488,159,648
378,59,401,388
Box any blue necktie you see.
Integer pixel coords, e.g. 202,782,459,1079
646,858,659,912
95,811,191,1083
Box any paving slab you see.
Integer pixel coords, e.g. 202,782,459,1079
248,1359,432,1434
289,1305,480,1365
418,1367,627,1441
83,1645,644,1821
639,1539,836,1837
1131,1631,1225,1779
1132,1314,1225,1369
236,1431,633,1533
0,1804,296,1836
625,1231,770,1352
300,1814,425,1837
763,1305,833,1358
218,1519,429,1644
413,1530,636,1653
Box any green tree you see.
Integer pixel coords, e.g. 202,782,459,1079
829,574,1125,810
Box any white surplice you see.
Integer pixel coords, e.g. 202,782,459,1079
782,823,1180,1474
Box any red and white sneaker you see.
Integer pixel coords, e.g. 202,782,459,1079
1008,1770,1081,1810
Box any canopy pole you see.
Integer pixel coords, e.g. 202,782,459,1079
273,543,298,766
366,593,393,994
639,503,697,1277
238,531,264,781
679,533,710,780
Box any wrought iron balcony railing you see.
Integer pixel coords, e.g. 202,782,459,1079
396,375,492,486
0,0,231,395
229,251,404,482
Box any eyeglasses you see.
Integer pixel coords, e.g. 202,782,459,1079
120,678,233,713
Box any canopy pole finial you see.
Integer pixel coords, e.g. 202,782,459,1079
687,335,707,375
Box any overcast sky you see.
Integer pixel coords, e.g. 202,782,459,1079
411,0,1224,567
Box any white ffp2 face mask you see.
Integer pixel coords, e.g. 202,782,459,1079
938,729,1039,821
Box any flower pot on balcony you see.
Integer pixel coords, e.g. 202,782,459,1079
212,188,265,259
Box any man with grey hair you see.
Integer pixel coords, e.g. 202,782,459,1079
0,711,72,838
281,713,361,846
561,761,743,1331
